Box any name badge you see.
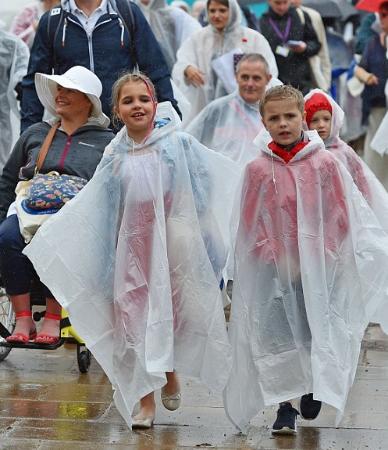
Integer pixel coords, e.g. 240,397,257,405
276,45,289,58
51,7,61,16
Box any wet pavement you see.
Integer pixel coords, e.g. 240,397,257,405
1,325,388,450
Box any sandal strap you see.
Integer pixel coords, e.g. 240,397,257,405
15,310,32,318
44,312,61,321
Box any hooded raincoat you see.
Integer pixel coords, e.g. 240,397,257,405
224,130,388,432
185,91,263,167
24,102,239,428
305,89,388,334
0,30,29,172
135,0,201,72
172,0,278,123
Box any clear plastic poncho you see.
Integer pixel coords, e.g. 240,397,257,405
370,83,388,155
0,29,29,172
224,130,388,432
185,91,263,167
24,102,240,428
135,0,201,72
371,110,388,155
172,0,278,124
305,89,388,333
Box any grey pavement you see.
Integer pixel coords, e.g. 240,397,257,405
1,324,388,449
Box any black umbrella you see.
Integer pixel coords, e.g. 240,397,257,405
303,0,359,20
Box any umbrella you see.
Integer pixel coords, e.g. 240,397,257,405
303,0,359,20
356,0,386,12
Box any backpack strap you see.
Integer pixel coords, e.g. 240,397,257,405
46,6,65,72
115,0,137,66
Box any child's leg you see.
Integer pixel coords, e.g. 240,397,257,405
161,371,181,411
272,401,299,436
163,371,180,395
132,391,156,427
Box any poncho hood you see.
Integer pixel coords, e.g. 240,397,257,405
206,0,242,34
108,101,181,154
304,89,344,148
254,128,324,164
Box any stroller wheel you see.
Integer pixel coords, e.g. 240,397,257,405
0,287,15,361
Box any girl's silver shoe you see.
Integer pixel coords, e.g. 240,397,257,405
132,416,154,429
161,389,181,411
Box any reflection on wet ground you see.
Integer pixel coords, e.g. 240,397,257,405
1,326,388,449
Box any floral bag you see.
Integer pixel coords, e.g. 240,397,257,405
15,123,87,242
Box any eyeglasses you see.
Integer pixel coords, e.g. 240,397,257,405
380,11,388,18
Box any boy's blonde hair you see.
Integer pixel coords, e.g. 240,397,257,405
111,70,157,127
259,85,304,117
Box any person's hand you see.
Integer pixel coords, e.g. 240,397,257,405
184,65,205,87
365,73,379,86
289,41,307,53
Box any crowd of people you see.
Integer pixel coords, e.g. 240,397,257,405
1,0,388,438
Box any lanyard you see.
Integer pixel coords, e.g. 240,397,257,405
269,17,291,44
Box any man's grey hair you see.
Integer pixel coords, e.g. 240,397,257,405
236,53,270,75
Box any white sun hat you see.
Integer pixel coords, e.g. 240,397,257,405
35,66,110,128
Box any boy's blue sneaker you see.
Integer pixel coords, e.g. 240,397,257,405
299,393,322,420
271,402,299,435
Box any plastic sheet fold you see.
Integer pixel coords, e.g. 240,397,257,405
185,91,263,167
0,30,29,171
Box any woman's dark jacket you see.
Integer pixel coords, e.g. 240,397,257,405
0,122,114,222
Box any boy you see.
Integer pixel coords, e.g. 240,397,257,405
224,85,388,435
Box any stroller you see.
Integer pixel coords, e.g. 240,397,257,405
0,277,92,373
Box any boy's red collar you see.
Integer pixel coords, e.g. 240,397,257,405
268,140,309,163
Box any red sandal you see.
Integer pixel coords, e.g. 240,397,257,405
34,312,61,345
6,311,37,343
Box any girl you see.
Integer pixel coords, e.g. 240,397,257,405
305,89,388,335
24,72,238,429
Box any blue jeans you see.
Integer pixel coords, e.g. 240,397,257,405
0,214,53,298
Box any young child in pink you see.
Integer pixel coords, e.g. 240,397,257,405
305,89,388,334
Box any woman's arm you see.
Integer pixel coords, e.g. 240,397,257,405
354,65,379,85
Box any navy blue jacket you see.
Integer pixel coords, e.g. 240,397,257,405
21,0,179,132
359,34,388,124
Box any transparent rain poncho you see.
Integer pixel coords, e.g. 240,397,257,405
135,0,201,72
305,89,388,334
185,91,264,167
172,0,278,124
371,83,388,156
371,110,388,155
224,130,388,432
0,30,29,171
24,102,240,428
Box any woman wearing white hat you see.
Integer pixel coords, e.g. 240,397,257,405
0,65,114,345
